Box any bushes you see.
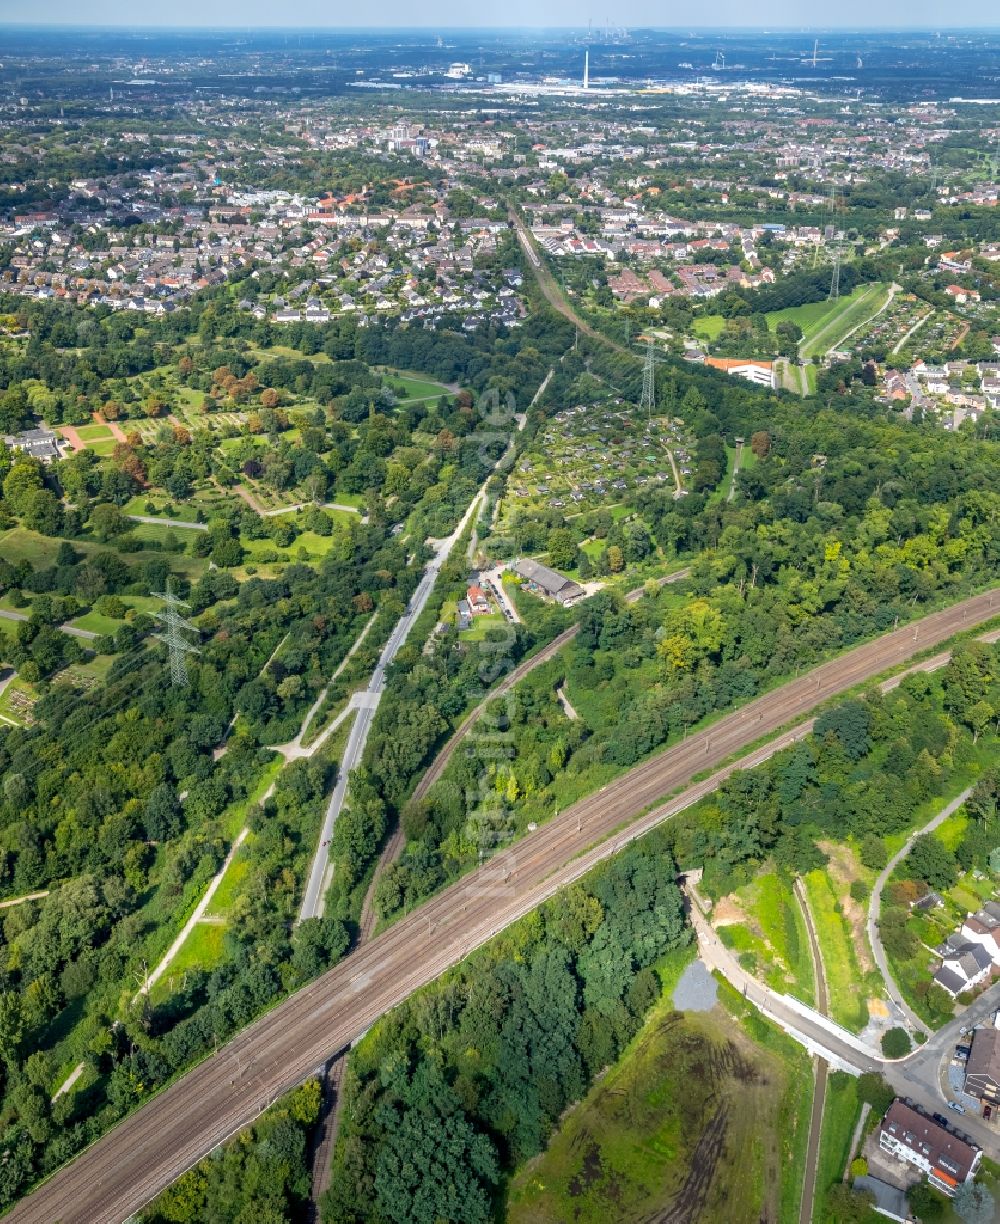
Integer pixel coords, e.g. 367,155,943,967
880,1027,912,1058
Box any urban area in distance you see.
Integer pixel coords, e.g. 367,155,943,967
0,18,999,1224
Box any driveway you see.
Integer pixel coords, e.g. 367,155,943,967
478,565,521,623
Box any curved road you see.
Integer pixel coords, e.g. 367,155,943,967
688,873,1000,1163
867,783,979,1033
7,588,999,1224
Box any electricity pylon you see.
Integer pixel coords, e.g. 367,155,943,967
637,336,668,417
829,242,842,300
153,581,200,686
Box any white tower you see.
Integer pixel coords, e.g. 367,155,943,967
584,50,589,90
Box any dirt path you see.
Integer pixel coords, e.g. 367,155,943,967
794,877,829,1224
57,424,86,452
727,440,744,502
233,484,265,514
138,827,249,1000
93,411,127,444
555,684,579,720
867,782,978,1033
802,283,895,360
891,308,931,356
51,1062,85,1104
0,888,49,909
270,615,375,760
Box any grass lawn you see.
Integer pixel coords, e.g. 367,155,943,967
76,423,114,441
68,609,124,636
0,527,205,585
329,491,365,509
765,297,843,335
803,868,868,1032
380,369,451,401
151,921,227,995
241,529,339,564
800,283,890,359
746,872,816,1005
693,314,726,341
934,811,969,853
461,612,506,641
812,1071,863,1222
203,854,251,920
507,972,803,1224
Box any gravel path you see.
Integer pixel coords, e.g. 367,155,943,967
672,958,718,1012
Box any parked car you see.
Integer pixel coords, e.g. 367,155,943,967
934,1113,950,1127
948,1102,966,1114
984,1105,992,1120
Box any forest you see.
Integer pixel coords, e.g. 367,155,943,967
322,834,689,1224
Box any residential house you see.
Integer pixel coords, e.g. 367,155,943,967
3,427,64,463
878,1100,981,1197
934,939,993,998
852,1176,910,1222
964,1018,1000,1108
466,585,490,615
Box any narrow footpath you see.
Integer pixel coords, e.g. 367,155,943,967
795,877,831,1224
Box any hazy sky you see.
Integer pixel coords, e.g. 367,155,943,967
2,1,998,28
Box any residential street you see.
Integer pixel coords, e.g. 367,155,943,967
685,876,1000,1162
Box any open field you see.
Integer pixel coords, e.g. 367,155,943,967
802,868,869,1032
380,370,451,402
0,525,208,583
507,975,808,1224
800,283,891,359
719,872,815,1005
693,314,728,341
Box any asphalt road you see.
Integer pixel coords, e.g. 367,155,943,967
8,588,999,1224
0,608,98,641
867,784,978,1032
127,515,207,531
297,505,477,922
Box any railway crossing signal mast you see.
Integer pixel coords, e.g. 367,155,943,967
153,581,200,686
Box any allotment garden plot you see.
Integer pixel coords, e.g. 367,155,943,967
505,403,686,516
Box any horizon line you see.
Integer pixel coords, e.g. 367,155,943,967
3,21,1000,31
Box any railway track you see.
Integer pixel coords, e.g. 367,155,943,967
8,587,998,1224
